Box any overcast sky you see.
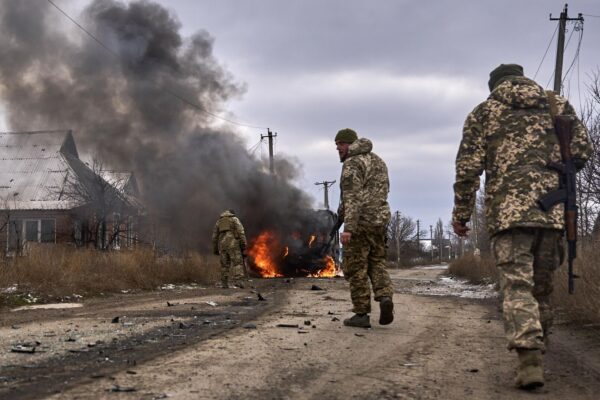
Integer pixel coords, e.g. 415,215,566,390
7,0,600,234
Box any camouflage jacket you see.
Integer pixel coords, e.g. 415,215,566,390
337,138,391,232
453,76,593,236
211,211,247,253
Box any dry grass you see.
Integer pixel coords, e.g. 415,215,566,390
551,246,600,325
448,247,600,325
0,245,220,304
448,254,498,284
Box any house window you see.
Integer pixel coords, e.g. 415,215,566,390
41,220,55,243
25,221,38,242
21,219,56,243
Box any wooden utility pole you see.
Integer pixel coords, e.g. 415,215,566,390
550,4,584,94
314,180,336,210
429,225,434,262
395,211,401,266
261,129,277,174
416,219,420,256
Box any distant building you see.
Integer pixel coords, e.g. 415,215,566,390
0,130,142,254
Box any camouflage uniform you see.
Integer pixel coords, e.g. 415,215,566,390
211,210,247,288
338,138,394,314
453,74,592,351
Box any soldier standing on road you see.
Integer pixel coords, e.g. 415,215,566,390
452,64,592,389
335,128,395,328
212,210,248,289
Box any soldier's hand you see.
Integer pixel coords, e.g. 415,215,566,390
452,221,470,237
340,231,352,245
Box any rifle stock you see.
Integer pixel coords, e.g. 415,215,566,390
538,115,578,294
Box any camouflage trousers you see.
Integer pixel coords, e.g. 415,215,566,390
492,227,564,351
219,243,245,287
342,227,394,314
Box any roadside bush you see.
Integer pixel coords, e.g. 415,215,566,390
0,246,220,302
551,245,600,325
448,253,497,284
448,247,600,325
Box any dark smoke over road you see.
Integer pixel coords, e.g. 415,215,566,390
0,0,314,250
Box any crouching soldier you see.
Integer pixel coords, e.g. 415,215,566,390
212,210,247,288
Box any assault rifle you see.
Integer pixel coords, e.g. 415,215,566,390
320,216,343,257
537,115,578,294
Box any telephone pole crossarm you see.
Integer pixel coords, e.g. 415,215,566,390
550,4,584,94
314,180,336,210
261,129,278,174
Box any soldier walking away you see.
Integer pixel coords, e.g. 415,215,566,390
335,128,395,328
212,210,248,289
452,64,592,390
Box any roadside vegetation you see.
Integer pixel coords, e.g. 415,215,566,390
448,247,600,325
0,246,220,307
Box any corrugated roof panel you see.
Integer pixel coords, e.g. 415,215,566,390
0,131,78,210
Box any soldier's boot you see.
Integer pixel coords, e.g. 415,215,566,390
515,349,544,390
379,297,394,325
221,280,229,289
343,313,371,328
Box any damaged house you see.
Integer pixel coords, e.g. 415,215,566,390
0,130,142,254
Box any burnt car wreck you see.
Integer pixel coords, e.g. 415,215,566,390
247,209,340,278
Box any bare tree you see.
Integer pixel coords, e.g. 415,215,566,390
387,212,418,265
577,68,600,244
60,158,130,250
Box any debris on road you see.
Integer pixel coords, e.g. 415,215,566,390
11,345,36,354
204,301,218,307
276,324,299,328
111,316,120,323
310,285,325,291
257,293,266,301
108,384,137,392
242,323,257,329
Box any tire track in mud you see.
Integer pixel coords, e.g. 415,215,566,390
0,286,284,400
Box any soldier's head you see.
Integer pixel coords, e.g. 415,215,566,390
488,64,524,91
335,128,358,162
228,209,235,215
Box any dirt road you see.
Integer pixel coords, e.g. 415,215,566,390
1,266,599,399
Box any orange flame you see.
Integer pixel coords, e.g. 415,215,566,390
308,235,316,248
309,256,337,278
247,231,283,278
283,246,289,257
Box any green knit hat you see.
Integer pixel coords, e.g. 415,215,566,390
488,64,524,91
335,128,358,143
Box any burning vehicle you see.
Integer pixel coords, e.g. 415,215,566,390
247,209,340,278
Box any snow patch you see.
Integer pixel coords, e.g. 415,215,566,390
410,275,497,299
12,303,84,311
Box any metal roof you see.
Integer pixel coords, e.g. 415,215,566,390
0,130,142,212
0,131,82,210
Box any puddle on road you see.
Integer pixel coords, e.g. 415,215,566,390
12,303,84,311
401,265,498,299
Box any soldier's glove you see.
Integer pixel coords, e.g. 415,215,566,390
452,221,470,238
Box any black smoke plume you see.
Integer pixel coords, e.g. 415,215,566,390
0,0,315,251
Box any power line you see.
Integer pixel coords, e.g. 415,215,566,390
582,14,600,18
45,0,267,130
534,24,558,80
562,22,584,88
